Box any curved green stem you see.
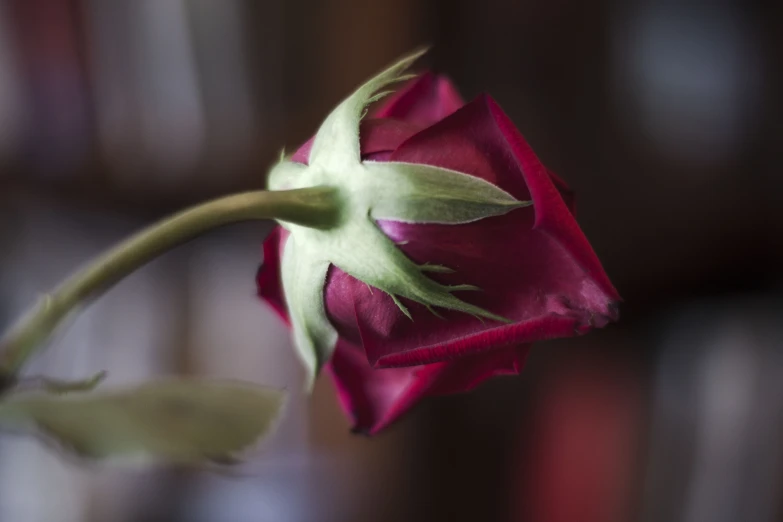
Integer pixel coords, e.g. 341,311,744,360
0,186,340,378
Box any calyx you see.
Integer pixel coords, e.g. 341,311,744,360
267,49,530,384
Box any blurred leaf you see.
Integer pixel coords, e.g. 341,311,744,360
0,379,286,465
31,370,108,394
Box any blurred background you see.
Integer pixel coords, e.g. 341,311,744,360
0,0,780,520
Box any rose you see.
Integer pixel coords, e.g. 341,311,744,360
258,70,619,434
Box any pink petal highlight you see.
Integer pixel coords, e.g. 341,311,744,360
257,226,290,325
292,118,423,164
373,72,465,126
328,337,531,435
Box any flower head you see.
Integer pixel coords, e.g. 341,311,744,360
258,50,619,433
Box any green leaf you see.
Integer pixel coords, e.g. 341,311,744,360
364,161,531,224
280,233,339,385
307,48,427,170
0,379,286,465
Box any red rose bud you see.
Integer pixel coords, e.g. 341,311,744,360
258,50,619,434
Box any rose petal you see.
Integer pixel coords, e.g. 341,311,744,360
257,226,290,325
548,168,576,215
328,337,531,435
372,72,465,126
291,118,423,164
327,95,619,367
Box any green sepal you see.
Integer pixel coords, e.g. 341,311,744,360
280,233,339,386
326,218,511,324
0,379,285,465
364,161,531,224
267,157,306,193
307,47,427,170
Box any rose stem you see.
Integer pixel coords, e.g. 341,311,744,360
0,186,340,382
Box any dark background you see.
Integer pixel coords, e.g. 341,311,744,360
0,1,781,521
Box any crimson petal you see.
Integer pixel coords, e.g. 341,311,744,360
372,72,465,126
328,337,531,435
334,95,619,368
257,226,290,325
292,118,423,164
